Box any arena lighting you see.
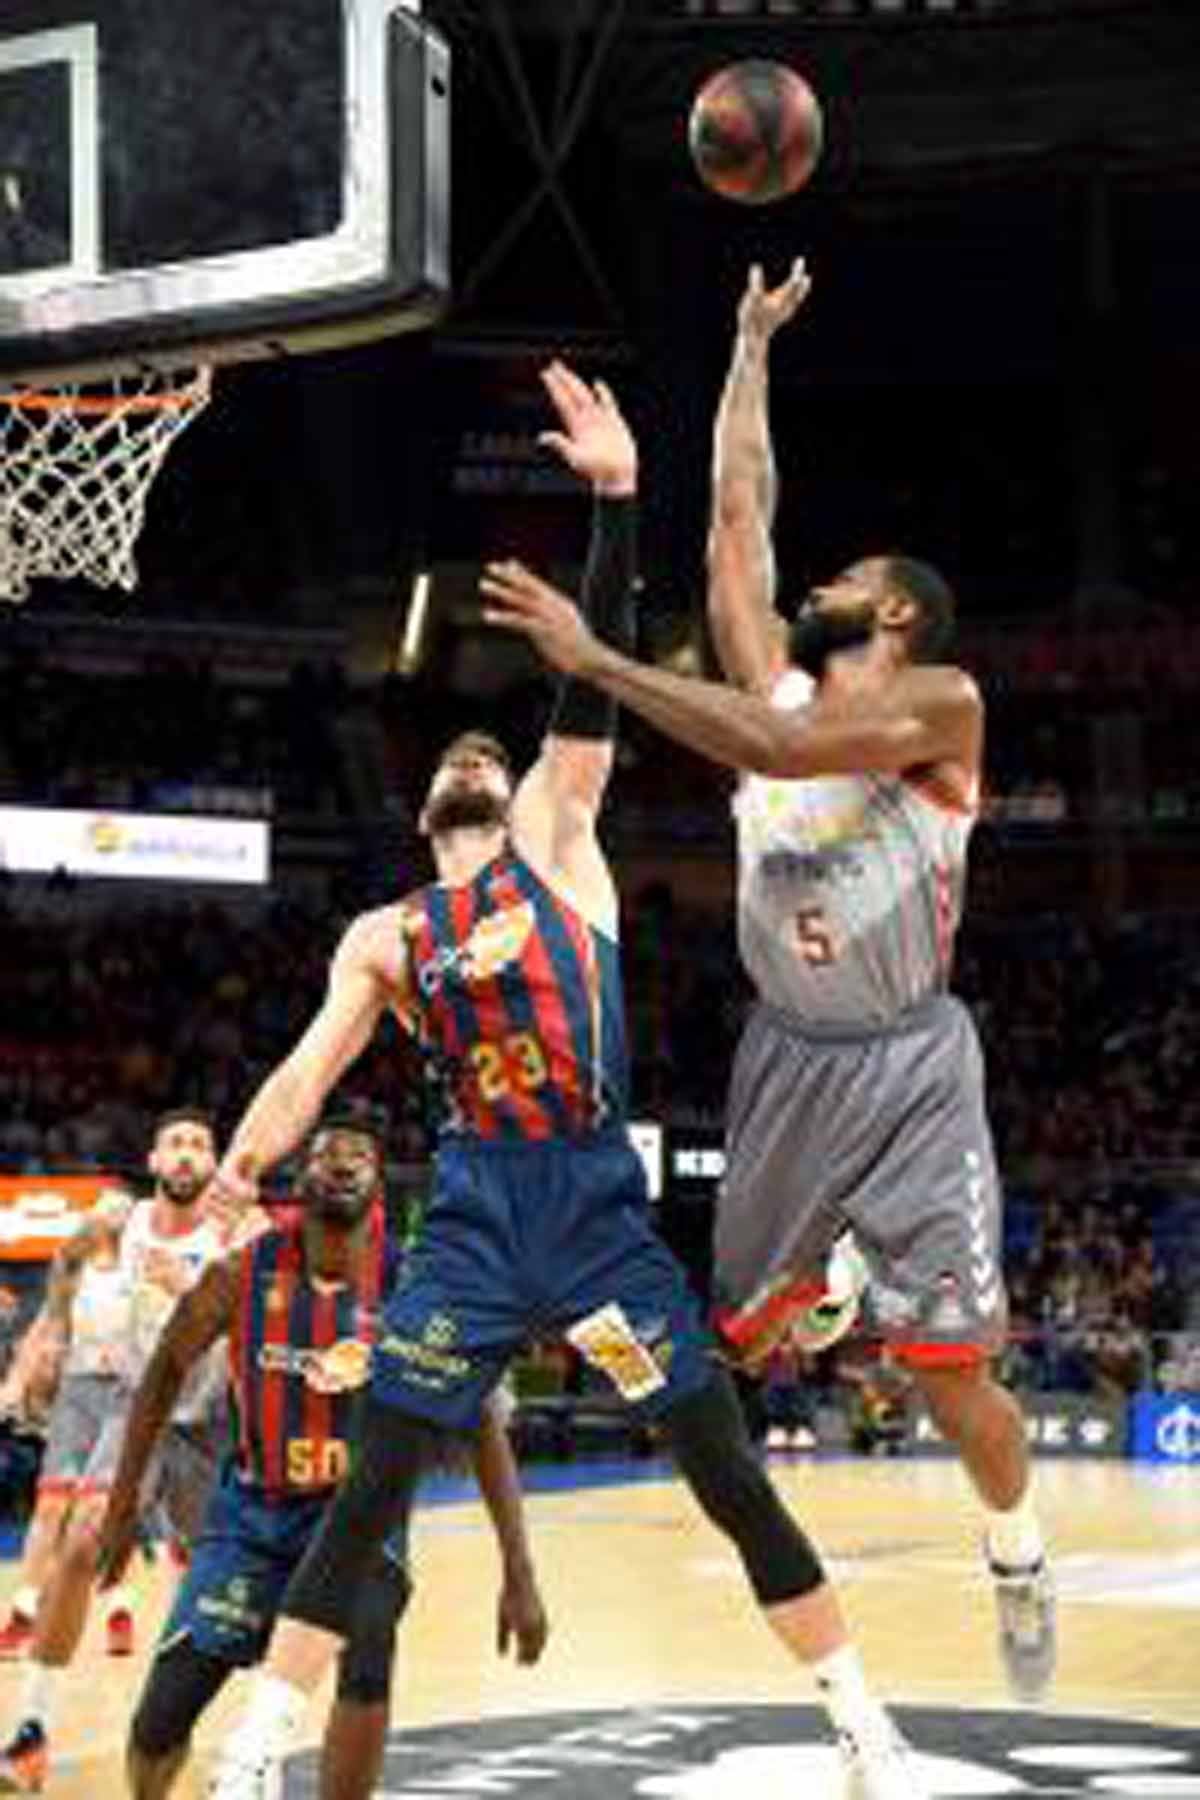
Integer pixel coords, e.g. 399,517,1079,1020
396,568,433,675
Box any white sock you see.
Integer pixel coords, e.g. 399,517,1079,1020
17,1663,61,1732
231,1671,307,1760
105,1586,136,1619
984,1486,1044,1569
10,1587,38,1622
811,1643,895,1749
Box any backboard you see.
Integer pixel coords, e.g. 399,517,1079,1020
0,0,449,382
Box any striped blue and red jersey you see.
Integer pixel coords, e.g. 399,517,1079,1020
227,1206,395,1500
397,852,628,1142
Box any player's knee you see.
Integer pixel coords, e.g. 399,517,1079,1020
665,1371,826,1605
62,1509,105,1578
335,1561,411,1705
912,1356,989,1429
128,1690,192,1764
128,1637,228,1770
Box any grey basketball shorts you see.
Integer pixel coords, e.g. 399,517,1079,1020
715,993,1008,1368
38,1373,124,1497
79,1403,220,1549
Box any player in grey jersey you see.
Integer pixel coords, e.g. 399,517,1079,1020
0,1108,226,1794
480,258,1055,1706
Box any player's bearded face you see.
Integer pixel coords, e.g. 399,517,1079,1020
152,1125,216,1207
302,1131,379,1227
790,593,876,678
423,760,512,839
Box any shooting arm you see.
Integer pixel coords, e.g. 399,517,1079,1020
708,330,785,694
108,1258,236,1510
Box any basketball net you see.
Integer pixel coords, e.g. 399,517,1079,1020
0,367,212,604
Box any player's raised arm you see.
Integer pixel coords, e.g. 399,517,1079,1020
94,1255,238,1591
510,362,637,916
708,258,811,696
209,910,401,1216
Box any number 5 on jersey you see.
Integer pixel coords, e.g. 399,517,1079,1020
795,906,838,966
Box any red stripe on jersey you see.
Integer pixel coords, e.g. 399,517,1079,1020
303,1283,337,1455
362,1206,385,1310
259,1234,297,1493
448,881,499,1137
230,1239,256,1473
486,867,556,1139
544,882,597,1120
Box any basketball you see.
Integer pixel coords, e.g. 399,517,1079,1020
688,60,823,205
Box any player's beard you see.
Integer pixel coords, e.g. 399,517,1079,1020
789,599,875,679
424,783,509,839
160,1165,206,1208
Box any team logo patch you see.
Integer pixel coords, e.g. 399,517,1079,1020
310,1338,371,1393
257,1339,371,1392
462,901,536,982
284,1704,1200,1799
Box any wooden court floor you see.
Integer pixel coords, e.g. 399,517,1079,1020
1,1456,1197,1796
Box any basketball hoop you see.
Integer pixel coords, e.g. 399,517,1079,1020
0,367,212,604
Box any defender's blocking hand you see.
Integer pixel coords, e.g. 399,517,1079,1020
538,360,636,497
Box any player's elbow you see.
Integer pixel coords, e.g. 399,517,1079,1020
708,475,760,536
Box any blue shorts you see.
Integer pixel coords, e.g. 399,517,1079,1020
372,1129,715,1429
160,1465,409,1667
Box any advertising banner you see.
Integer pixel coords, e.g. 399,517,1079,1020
1129,1392,1200,1465
909,1390,1127,1459
0,1175,116,1261
0,806,269,884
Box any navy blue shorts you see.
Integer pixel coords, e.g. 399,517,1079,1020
372,1130,714,1429
160,1466,409,1667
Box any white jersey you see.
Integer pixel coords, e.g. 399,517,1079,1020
734,667,976,1028
119,1202,226,1425
64,1260,132,1381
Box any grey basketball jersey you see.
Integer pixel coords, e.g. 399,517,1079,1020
734,668,976,1027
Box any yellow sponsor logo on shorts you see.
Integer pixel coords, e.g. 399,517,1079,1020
378,1332,471,1382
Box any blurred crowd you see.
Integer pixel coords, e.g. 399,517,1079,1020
0,886,1196,1384
1,604,1199,1407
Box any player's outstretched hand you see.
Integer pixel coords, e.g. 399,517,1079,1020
538,360,636,497
94,1492,139,1592
481,560,601,676
737,256,811,347
497,1565,549,1666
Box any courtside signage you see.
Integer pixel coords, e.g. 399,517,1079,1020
1130,1393,1200,1464
0,805,269,884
